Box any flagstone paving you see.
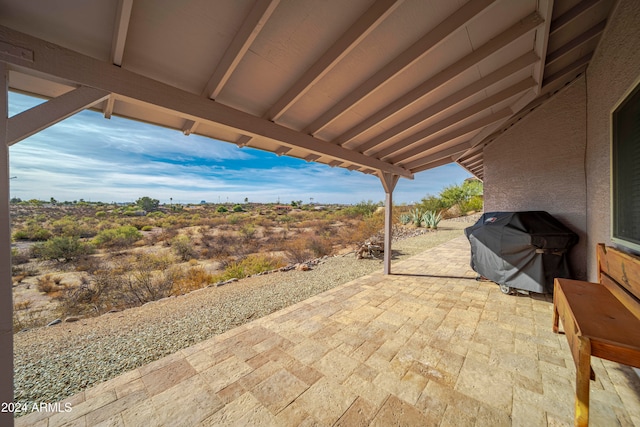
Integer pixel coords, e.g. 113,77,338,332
16,236,640,426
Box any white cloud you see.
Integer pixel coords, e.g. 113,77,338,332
8,92,472,205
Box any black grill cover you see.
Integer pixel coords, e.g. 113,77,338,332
464,211,579,293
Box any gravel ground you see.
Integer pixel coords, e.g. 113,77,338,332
13,220,474,409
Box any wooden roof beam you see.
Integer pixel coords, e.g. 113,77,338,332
303,0,499,135
550,0,602,36
373,77,535,158
402,141,470,170
0,26,413,178
7,86,110,145
546,19,606,66
110,0,133,66
203,0,280,100
387,108,512,164
267,0,403,122
345,48,540,150
410,156,455,173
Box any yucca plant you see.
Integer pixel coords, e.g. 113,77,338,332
421,210,443,229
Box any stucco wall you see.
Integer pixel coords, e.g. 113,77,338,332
585,0,640,279
483,77,588,279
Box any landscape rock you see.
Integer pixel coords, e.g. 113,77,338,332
64,317,80,323
46,319,62,327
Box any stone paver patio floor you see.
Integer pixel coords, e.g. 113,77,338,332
17,236,640,426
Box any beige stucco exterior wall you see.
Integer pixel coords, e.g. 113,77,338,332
483,77,588,279
482,0,640,281
584,0,640,279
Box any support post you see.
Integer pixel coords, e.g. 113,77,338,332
0,62,15,427
379,172,399,275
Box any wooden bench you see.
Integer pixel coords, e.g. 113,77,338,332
553,243,640,426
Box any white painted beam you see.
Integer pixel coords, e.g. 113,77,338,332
0,62,14,427
203,0,280,99
338,17,543,148
546,20,606,66
402,141,471,170
182,119,198,136
267,0,403,121
370,77,536,158
235,135,253,147
532,0,554,94
0,26,412,178
110,0,133,66
410,156,455,173
103,94,115,119
388,108,512,164
549,0,601,36
542,53,591,89
303,0,499,135
7,86,110,145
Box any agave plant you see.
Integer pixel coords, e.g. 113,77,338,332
421,210,443,229
399,213,412,225
410,208,423,227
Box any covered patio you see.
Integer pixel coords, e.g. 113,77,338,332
2,0,640,425
15,236,640,426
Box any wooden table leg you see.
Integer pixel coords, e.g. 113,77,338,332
552,283,560,333
575,337,592,427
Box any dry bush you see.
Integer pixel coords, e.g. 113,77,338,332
342,212,385,245
171,235,198,261
212,254,284,282
171,266,213,295
283,235,314,264
13,300,47,331
307,236,334,258
36,274,63,294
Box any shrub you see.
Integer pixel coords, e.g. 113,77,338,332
171,266,213,295
147,211,165,218
33,236,94,262
13,222,52,241
93,225,142,248
171,235,198,261
232,204,244,212
217,205,228,213
284,237,314,263
136,196,160,212
36,274,63,293
307,236,333,258
11,248,30,265
141,225,154,231
213,254,284,282
95,211,106,218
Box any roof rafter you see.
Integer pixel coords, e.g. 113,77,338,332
0,25,412,178
302,0,499,135
7,86,110,145
410,156,455,173
549,0,602,36
266,0,403,122
110,0,133,66
387,108,512,164
402,141,470,170
204,0,280,100
373,77,535,158
546,19,606,66
184,0,280,136
351,50,540,152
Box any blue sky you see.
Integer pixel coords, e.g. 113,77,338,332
8,92,472,205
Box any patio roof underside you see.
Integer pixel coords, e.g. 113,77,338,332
0,0,614,181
